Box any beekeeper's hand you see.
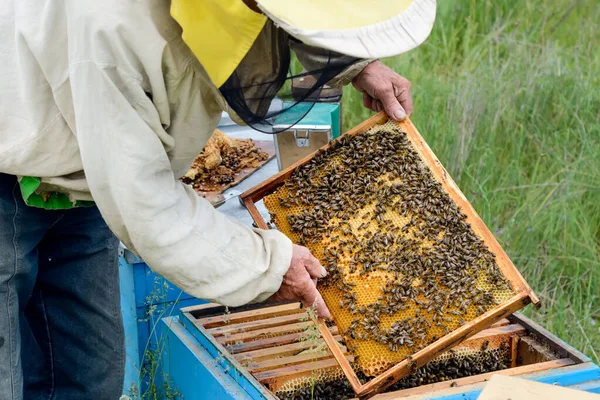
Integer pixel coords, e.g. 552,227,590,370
269,245,331,319
352,60,413,121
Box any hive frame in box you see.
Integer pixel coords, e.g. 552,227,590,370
240,111,540,398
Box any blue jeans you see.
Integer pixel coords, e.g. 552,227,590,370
0,174,124,399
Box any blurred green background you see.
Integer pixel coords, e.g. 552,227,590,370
342,0,599,362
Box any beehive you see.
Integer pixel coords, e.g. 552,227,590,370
183,302,534,400
276,328,516,400
241,112,538,396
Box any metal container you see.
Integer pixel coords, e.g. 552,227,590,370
273,102,341,170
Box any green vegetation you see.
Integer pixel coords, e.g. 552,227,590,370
342,0,599,363
124,277,183,400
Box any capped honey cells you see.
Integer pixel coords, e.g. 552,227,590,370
264,120,516,376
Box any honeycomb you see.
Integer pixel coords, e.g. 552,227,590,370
275,366,345,395
264,120,516,376
275,339,511,400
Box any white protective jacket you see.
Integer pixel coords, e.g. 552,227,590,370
0,1,364,306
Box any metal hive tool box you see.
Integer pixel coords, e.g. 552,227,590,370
273,102,341,170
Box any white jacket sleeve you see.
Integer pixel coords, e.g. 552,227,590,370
69,61,292,306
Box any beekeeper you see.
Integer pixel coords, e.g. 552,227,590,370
0,0,435,398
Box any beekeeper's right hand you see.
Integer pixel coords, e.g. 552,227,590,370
269,245,331,319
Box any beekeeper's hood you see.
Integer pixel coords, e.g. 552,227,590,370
171,0,436,132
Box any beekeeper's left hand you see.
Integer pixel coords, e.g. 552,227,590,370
352,60,413,121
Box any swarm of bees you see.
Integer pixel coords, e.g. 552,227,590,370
264,123,514,374
276,341,511,400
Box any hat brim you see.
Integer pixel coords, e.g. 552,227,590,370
257,0,436,59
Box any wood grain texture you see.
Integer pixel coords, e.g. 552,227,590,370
233,334,344,362
318,317,363,393
216,321,313,344
224,326,339,353
254,356,354,380
198,302,302,328
243,197,269,230
206,313,308,336
469,324,526,341
477,374,600,400
491,319,511,328
518,336,560,365
511,336,520,368
368,359,575,399
256,359,352,392
217,325,339,348
509,313,590,364
248,348,349,373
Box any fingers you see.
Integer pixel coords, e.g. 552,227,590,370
298,277,331,319
379,84,407,122
373,100,382,113
362,92,373,111
278,245,331,319
293,245,327,279
394,78,413,117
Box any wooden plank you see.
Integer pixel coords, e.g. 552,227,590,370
182,300,297,319
491,318,510,328
260,364,345,394
216,321,312,344
243,197,269,230
242,323,520,374
518,336,559,365
511,336,519,368
248,348,345,373
357,293,531,398
207,313,327,337
226,326,339,354
196,302,303,328
254,356,354,382
234,334,344,362
370,359,575,399
477,374,600,400
509,312,590,364
469,324,526,341
318,317,363,393
180,302,223,314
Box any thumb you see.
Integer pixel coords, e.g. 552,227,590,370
380,85,406,121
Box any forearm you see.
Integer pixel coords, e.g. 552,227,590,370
70,61,293,305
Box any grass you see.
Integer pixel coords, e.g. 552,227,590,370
342,0,600,363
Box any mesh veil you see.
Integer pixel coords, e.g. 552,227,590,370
219,22,360,133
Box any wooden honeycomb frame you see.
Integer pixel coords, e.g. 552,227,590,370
240,111,540,398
